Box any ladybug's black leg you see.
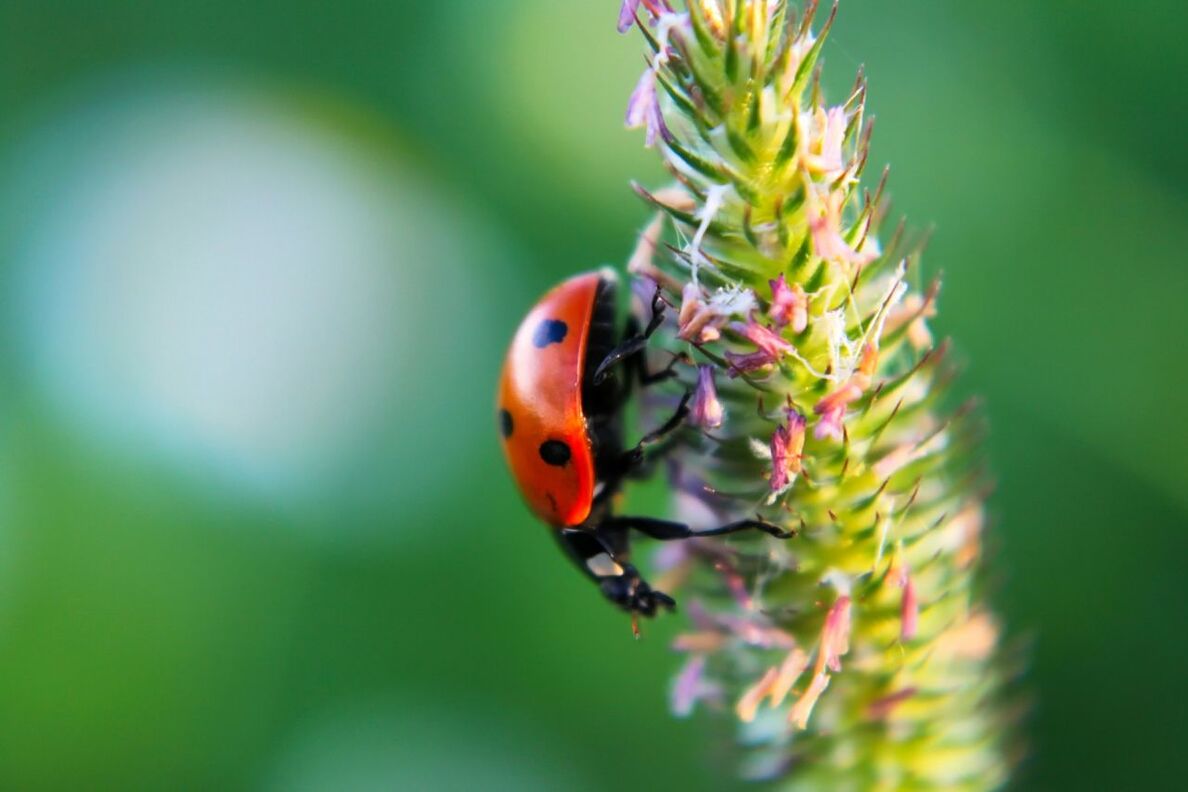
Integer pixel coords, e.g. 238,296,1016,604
606,515,796,541
556,527,677,618
592,285,667,385
635,348,689,386
618,389,693,473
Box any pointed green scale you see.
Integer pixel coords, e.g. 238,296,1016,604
688,0,722,57
664,136,725,180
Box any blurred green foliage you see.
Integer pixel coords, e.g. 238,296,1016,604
0,1,1185,789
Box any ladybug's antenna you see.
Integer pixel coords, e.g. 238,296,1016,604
631,612,642,639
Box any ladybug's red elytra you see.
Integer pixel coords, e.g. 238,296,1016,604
497,268,791,623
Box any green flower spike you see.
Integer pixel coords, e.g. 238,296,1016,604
616,1,1019,788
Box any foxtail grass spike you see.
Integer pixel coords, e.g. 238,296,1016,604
616,1,1019,787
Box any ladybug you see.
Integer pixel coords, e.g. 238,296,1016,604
496,268,791,626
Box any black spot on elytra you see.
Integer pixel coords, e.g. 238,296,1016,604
533,319,568,348
499,408,513,438
539,440,572,467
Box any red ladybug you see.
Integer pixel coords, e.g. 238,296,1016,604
497,268,791,623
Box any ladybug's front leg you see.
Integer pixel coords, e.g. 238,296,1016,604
592,284,668,385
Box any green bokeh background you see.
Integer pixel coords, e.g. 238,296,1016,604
1,1,1185,789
